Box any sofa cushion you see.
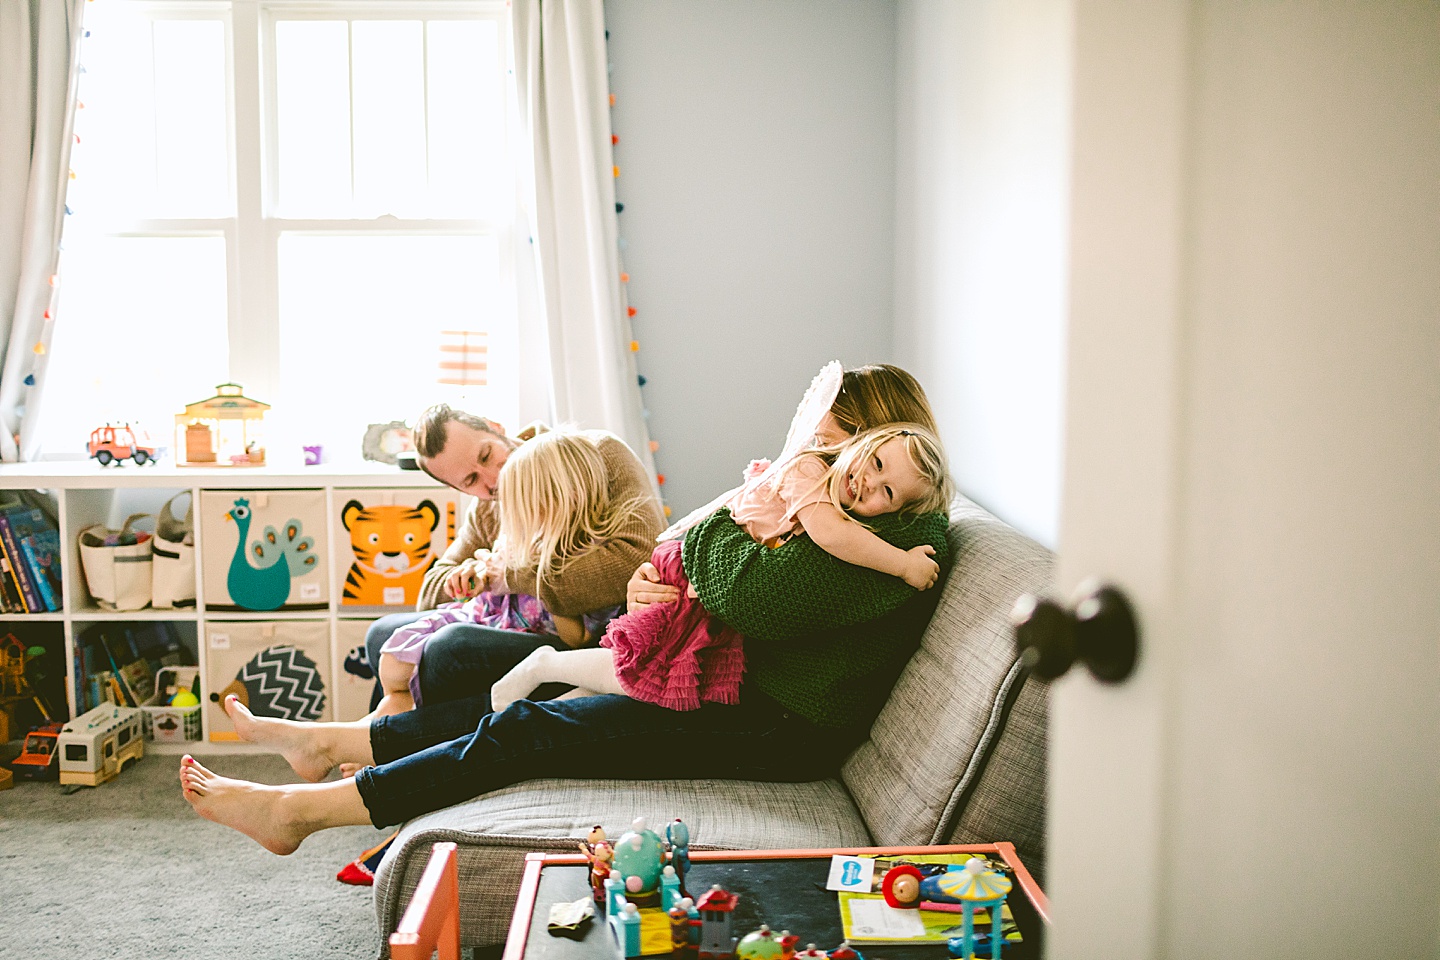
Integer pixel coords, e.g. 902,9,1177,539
842,496,1052,863
373,776,871,949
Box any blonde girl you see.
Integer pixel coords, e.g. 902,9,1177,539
374,429,653,716
491,414,953,713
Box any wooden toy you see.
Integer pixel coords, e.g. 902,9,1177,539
87,423,158,466
11,722,63,780
0,634,53,724
175,382,269,466
694,885,738,960
57,703,144,787
668,897,698,957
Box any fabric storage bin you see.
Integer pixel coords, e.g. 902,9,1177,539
78,514,154,611
333,618,381,722
200,490,328,611
334,488,457,609
151,491,196,609
204,620,331,741
141,665,202,742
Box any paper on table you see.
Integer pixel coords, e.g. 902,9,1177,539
844,900,927,940
825,855,877,892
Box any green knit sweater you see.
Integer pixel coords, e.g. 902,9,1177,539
681,508,952,733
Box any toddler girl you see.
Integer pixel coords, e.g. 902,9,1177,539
373,429,646,716
490,366,953,713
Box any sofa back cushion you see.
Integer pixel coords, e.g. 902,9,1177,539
842,496,1052,860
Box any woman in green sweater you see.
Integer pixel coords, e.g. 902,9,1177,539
178,365,952,855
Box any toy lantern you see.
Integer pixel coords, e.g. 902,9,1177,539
945,858,1013,960
176,383,269,466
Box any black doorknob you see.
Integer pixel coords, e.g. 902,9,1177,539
1011,579,1139,683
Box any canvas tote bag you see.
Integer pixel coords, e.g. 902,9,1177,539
78,514,154,611
152,492,196,609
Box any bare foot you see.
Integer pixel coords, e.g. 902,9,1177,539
337,762,370,779
178,755,308,855
491,647,552,713
222,694,336,782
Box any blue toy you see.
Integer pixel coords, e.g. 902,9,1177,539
610,817,667,899
666,818,692,893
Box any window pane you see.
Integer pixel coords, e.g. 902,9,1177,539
153,20,230,216
71,12,229,219
352,21,428,216
427,20,506,217
275,20,352,216
275,235,515,458
37,238,230,456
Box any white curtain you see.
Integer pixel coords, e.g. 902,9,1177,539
0,0,84,462
510,0,656,480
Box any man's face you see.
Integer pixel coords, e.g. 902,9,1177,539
421,423,513,499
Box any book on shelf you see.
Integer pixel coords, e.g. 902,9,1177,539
5,506,62,612
0,552,23,612
0,512,42,613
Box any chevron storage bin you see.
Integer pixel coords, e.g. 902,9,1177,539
200,490,329,610
333,618,381,722
334,488,458,611
204,619,332,740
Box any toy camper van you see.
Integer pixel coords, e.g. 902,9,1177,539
58,704,144,787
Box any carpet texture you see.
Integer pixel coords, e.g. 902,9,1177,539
2,750,391,960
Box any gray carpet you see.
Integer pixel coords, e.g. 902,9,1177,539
2,750,392,960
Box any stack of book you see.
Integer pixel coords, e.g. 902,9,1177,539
0,493,63,613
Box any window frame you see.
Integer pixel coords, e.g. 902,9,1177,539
71,0,516,437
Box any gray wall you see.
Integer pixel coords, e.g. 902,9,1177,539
604,0,897,516
893,0,1072,547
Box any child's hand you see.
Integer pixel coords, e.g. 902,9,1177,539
901,544,940,591
482,551,509,595
447,556,487,600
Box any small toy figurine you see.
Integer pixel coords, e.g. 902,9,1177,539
580,825,615,903
828,944,864,960
694,885,739,960
794,945,828,960
610,817,667,902
666,818,692,894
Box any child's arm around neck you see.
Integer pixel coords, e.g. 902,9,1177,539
794,502,939,590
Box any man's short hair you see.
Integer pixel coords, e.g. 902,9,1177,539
412,404,500,459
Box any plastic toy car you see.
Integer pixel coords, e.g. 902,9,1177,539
11,722,63,780
87,424,158,466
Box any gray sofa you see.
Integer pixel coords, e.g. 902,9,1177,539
371,495,1051,953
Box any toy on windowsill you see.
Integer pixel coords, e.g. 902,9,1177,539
175,382,269,467
87,423,158,466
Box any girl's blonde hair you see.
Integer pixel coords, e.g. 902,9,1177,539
784,422,952,520
495,430,650,594
830,364,938,437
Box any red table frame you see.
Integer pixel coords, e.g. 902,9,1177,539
501,843,1049,960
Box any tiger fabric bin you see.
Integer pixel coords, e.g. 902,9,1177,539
204,620,331,741
200,490,328,611
334,489,456,611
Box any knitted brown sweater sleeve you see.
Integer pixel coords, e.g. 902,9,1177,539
506,431,665,617
417,498,500,611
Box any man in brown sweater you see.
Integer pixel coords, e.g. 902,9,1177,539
363,405,664,710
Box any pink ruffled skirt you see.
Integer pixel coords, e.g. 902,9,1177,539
601,539,744,711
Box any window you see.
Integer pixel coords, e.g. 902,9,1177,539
40,0,518,461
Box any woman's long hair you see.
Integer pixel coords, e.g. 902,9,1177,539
495,429,651,595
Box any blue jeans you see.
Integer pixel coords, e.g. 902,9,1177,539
354,688,853,828
363,613,575,711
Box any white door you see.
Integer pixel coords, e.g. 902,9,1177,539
1051,3,1438,957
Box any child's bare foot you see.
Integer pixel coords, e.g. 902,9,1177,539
491,647,552,713
222,695,336,782
178,755,309,855
337,762,370,779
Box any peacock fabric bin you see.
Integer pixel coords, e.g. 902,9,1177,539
200,490,328,610
333,488,458,611
204,620,331,741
